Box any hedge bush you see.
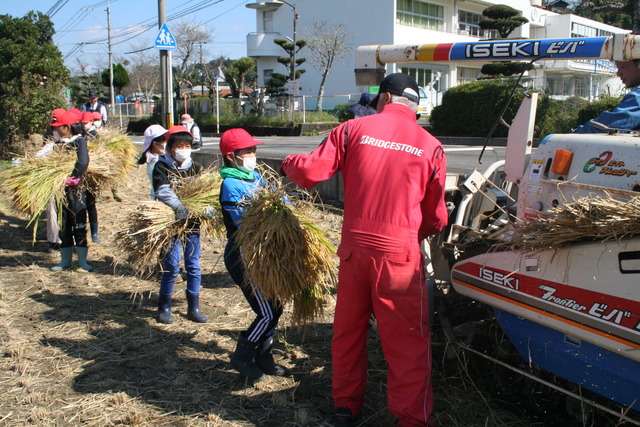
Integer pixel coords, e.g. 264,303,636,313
430,80,527,138
576,96,622,126
536,96,588,137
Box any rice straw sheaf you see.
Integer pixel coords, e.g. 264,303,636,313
113,168,224,275
507,193,640,252
233,170,337,325
0,148,70,226
96,128,137,179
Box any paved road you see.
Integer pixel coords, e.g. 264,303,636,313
129,134,506,175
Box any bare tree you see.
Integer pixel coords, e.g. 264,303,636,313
124,42,159,100
173,19,213,94
304,20,350,112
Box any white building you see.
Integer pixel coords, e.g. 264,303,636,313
246,0,628,110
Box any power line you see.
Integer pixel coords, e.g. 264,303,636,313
47,0,69,17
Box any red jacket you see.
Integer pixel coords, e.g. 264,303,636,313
282,103,448,250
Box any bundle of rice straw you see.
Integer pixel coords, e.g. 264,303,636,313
113,168,224,276
233,169,337,325
95,128,137,182
0,130,135,226
0,147,70,228
507,193,640,252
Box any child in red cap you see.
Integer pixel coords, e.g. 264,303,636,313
219,128,288,381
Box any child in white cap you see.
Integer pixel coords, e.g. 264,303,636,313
137,124,168,200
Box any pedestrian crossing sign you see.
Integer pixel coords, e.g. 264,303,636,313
155,23,177,50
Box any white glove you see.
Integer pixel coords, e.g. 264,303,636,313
202,205,216,219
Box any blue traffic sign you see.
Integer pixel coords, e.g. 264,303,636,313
155,23,177,50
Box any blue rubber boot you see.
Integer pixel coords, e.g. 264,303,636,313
158,294,173,324
51,247,73,271
186,291,208,323
90,223,101,244
76,246,94,271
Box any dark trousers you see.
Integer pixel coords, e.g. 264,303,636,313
224,239,282,343
86,190,98,224
60,187,88,248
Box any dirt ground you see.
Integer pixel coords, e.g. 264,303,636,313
0,166,628,427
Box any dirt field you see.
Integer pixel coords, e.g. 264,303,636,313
0,165,625,426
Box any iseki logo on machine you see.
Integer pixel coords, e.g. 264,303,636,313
479,267,519,290
584,151,638,177
464,39,586,59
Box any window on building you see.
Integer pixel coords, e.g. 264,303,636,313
263,69,273,85
457,67,481,85
458,10,498,38
400,67,433,87
397,0,444,31
571,23,613,38
263,11,273,33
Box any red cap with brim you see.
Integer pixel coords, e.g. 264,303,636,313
219,128,264,155
51,111,79,127
164,125,193,141
92,111,102,121
68,108,82,121
81,112,94,124
51,108,66,122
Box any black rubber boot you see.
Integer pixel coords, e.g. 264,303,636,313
255,335,289,376
334,407,355,427
185,291,208,323
230,333,264,381
157,294,173,324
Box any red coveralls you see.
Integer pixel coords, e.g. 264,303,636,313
281,103,448,426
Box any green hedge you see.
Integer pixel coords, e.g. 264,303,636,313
430,80,625,138
430,80,527,138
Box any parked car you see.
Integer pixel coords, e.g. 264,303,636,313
416,87,433,118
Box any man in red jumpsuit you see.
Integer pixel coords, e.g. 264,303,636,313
281,73,448,427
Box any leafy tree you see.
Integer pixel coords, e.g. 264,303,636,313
0,11,69,154
304,20,350,112
479,5,529,78
571,0,635,31
223,57,258,115
270,37,306,95
479,4,529,38
101,63,130,95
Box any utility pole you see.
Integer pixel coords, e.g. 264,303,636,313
107,0,115,110
158,0,173,128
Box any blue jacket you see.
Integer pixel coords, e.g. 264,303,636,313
574,87,640,133
220,170,265,238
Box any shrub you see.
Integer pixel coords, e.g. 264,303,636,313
536,96,589,137
332,103,352,122
576,96,622,127
430,80,526,137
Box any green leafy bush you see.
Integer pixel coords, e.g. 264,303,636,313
576,96,622,126
430,80,526,137
536,96,589,137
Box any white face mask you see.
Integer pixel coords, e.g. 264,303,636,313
94,121,102,128
146,151,159,163
173,148,191,163
237,155,257,172
158,144,166,155
83,123,93,132
52,130,61,140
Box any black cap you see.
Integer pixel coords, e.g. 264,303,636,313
89,91,98,98
369,73,420,110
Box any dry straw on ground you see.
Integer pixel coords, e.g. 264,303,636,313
113,167,224,275
233,169,337,325
507,193,640,251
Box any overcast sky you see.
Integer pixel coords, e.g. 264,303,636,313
5,0,257,73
